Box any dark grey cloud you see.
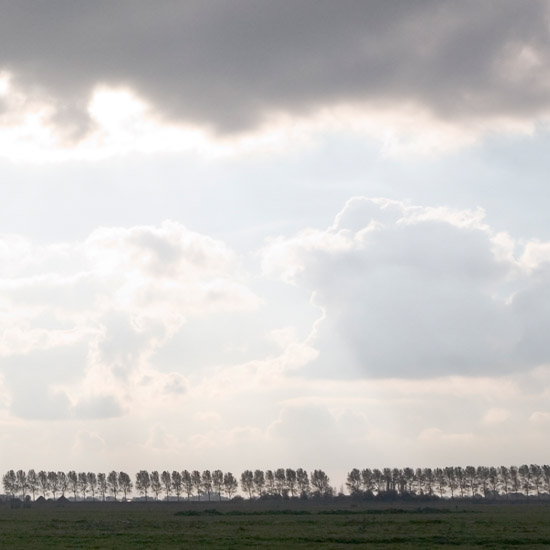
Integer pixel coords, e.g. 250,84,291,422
1,0,549,137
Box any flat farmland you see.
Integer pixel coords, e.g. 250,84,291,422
0,500,549,549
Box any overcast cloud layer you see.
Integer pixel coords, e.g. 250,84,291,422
1,0,550,142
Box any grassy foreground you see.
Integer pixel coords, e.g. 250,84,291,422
0,500,549,549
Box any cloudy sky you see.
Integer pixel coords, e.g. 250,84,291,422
2,1,550,488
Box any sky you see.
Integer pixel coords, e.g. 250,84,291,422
2,1,550,490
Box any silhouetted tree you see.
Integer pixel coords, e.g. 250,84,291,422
201,470,213,501
510,466,520,495
15,470,27,499
119,472,133,501
78,472,88,501
27,469,39,501
172,471,183,501
240,470,255,499
477,466,489,496
296,468,310,497
191,470,202,501
454,467,466,498
310,469,331,496
223,472,238,499
48,471,60,499
264,470,275,495
530,464,543,497
58,471,69,497
286,469,298,497
212,470,224,501
434,468,447,498
150,471,161,500
274,468,286,496
135,470,151,501
499,466,511,497
38,470,49,498
3,470,16,498
161,471,172,500
67,471,78,501
361,468,375,494
542,465,550,496
519,464,532,496
98,473,107,501
253,470,265,497
346,468,362,495
372,469,383,494
465,466,478,497
488,467,499,496
182,470,193,500
107,470,119,501
444,467,457,498
87,473,97,500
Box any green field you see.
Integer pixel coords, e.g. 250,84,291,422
0,500,549,549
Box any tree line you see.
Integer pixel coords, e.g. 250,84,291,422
346,464,550,499
1,468,332,502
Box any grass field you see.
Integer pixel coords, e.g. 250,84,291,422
0,500,549,549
